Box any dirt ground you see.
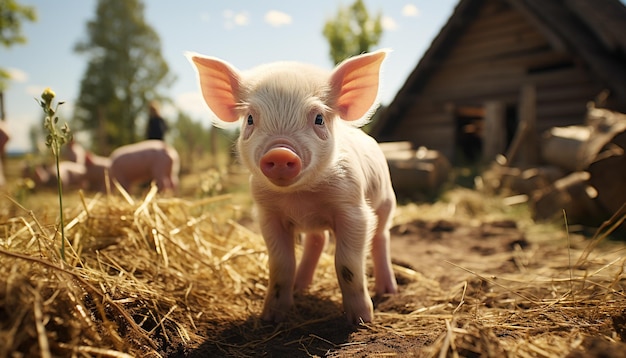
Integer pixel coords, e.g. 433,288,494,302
2,158,625,357
173,215,626,357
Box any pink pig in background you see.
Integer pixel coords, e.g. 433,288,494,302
84,152,111,192
0,121,10,187
109,140,180,193
25,161,87,190
189,49,398,324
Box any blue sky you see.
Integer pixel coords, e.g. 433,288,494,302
3,0,457,152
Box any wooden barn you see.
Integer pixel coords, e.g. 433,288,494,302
371,0,626,165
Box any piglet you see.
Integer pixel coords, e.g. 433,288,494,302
109,140,179,193
189,50,398,324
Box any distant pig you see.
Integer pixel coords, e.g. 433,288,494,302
189,49,398,324
0,121,9,187
52,161,87,189
61,140,86,166
109,140,179,193
25,161,87,190
84,152,111,192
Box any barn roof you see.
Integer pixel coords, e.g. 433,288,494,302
372,0,626,138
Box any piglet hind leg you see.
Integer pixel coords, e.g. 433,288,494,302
372,202,398,295
294,231,328,292
259,220,297,323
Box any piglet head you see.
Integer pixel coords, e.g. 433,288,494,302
188,50,387,190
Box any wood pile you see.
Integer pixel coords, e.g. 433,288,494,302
379,141,451,200
483,105,626,226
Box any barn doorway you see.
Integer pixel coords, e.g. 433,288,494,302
454,106,484,164
454,103,518,165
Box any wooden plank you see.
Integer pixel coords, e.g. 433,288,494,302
535,100,588,120
394,111,455,128
589,152,626,215
540,125,591,171
537,82,603,103
427,61,527,86
391,119,455,144
426,78,526,102
457,12,531,45
378,141,413,154
425,66,591,100
482,51,572,71
452,17,543,54
429,52,580,90
537,116,586,133
463,4,522,34
483,101,507,162
507,0,569,52
448,32,549,63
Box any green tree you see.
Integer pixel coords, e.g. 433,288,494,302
73,0,174,153
172,110,211,172
322,0,383,65
0,0,37,120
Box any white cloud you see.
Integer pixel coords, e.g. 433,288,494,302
223,10,249,29
234,12,249,26
402,4,421,17
381,16,398,31
7,68,28,83
264,10,292,27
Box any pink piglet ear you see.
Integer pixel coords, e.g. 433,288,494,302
186,52,242,123
329,49,388,122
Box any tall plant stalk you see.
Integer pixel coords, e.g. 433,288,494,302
37,88,72,261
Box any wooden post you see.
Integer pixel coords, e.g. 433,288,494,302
517,84,539,166
482,101,506,162
504,84,538,166
445,102,457,162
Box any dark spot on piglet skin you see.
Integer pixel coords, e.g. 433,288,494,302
274,284,281,299
341,266,354,283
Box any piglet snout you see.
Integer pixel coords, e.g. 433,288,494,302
260,147,302,185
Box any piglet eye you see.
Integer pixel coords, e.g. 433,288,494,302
247,115,254,125
314,114,324,125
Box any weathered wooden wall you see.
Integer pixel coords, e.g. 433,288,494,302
381,0,605,161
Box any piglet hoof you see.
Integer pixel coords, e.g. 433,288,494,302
343,296,374,325
261,306,289,323
374,280,398,296
261,294,293,323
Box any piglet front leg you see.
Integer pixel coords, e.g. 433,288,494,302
259,215,297,322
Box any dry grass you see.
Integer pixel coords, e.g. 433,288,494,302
0,177,625,357
0,183,265,356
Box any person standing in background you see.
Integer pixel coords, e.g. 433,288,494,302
146,101,168,141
